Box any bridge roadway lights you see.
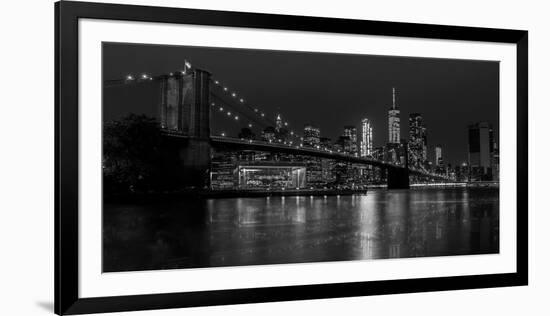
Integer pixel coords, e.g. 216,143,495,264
387,166,410,189
168,135,418,190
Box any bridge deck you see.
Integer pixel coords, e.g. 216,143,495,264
163,132,452,181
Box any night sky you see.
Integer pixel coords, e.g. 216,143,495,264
103,42,499,166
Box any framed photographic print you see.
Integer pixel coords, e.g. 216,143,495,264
55,1,528,314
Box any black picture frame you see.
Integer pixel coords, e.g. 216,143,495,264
55,1,528,314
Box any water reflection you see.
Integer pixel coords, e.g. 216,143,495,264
103,188,499,272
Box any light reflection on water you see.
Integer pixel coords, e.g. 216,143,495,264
103,188,499,272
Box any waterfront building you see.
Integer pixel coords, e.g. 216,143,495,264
321,158,333,183
305,157,324,186
210,150,238,190
332,161,351,185
237,161,306,189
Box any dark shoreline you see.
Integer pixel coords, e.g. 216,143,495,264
104,183,499,203
104,188,369,203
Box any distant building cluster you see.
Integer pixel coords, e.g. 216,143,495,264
116,65,498,192
210,87,498,190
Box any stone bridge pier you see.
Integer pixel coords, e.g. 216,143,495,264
387,166,410,189
386,142,410,189
160,68,212,188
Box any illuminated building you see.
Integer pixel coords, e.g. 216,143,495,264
408,113,427,167
372,146,385,161
388,87,400,144
210,150,238,190
320,137,332,150
237,162,306,189
360,118,373,157
261,126,276,142
274,114,289,142
305,158,323,186
336,135,352,154
276,113,283,132
303,125,321,147
492,143,499,181
343,125,358,155
435,145,443,167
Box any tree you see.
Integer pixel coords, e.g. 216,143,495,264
103,114,163,196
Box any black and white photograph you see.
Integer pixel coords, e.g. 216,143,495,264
102,43,500,272
2,0,542,315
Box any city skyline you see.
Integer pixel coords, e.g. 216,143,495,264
102,42,501,273
103,43,499,165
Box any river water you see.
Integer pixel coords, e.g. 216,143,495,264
103,187,499,272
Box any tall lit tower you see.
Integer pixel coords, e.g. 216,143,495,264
435,145,443,167
275,113,283,132
388,88,400,144
360,118,373,157
408,113,427,166
343,125,358,155
303,125,321,147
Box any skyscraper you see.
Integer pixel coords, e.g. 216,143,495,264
408,113,427,166
468,122,495,181
275,113,283,132
388,87,400,144
435,145,443,167
303,125,321,147
343,125,358,156
360,118,373,157
274,113,290,142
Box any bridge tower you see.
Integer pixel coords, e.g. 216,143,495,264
159,68,212,188
387,140,410,189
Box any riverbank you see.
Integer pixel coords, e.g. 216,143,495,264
199,188,368,198
104,182,498,202
104,188,369,203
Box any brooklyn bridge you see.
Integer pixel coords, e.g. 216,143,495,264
105,65,455,191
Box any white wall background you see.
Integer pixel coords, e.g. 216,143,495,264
0,0,545,315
